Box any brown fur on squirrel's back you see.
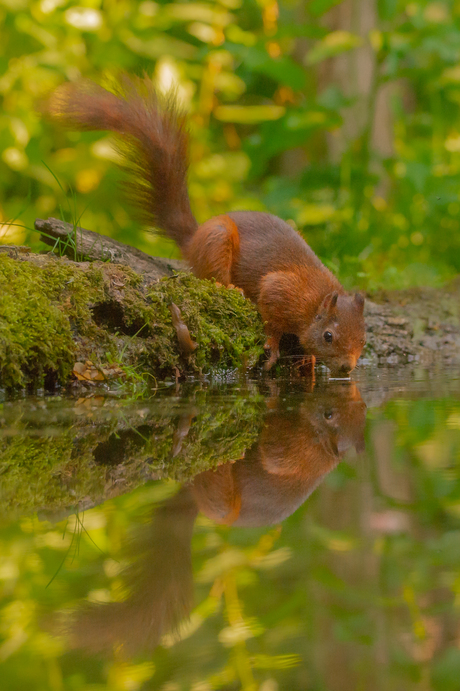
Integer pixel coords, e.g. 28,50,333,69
226,211,341,302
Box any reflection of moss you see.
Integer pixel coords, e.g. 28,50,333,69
0,254,265,390
0,434,105,520
0,393,264,518
143,395,265,481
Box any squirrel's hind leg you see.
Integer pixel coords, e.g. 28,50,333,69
184,215,240,287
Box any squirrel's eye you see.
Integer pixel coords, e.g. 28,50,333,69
323,330,333,343
324,410,333,420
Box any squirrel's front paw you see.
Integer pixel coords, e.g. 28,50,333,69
264,348,280,371
294,354,316,377
263,336,280,370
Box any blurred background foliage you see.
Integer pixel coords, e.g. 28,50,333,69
2,0,460,288
2,385,460,689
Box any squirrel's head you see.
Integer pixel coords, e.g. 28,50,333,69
308,382,367,455
300,291,366,377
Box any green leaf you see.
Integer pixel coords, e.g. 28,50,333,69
213,105,286,123
122,32,198,60
306,31,363,65
377,0,400,21
229,45,306,90
244,108,341,176
309,0,344,18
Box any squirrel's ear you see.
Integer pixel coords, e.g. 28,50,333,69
354,292,365,314
321,291,339,314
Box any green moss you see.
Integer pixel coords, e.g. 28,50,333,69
0,254,75,388
0,254,265,390
108,271,265,381
142,273,265,373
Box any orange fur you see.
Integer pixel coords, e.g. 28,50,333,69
184,214,240,286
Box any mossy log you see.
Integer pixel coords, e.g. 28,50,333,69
0,220,265,390
1,217,460,390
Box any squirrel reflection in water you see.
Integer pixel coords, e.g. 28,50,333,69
69,382,366,654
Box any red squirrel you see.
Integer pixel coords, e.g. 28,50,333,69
47,76,366,375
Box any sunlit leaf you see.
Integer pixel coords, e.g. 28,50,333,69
296,204,336,226
214,105,285,123
122,32,198,60
162,2,233,26
252,654,302,669
64,7,103,31
306,31,363,65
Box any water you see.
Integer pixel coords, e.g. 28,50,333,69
1,367,460,691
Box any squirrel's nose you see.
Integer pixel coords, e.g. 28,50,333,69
337,362,353,376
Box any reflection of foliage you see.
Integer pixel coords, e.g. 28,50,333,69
2,385,460,689
2,1,460,287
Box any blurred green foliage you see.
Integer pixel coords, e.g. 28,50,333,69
2,0,460,288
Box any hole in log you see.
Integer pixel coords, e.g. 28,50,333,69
91,301,149,337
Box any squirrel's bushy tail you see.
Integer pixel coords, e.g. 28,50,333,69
47,76,198,249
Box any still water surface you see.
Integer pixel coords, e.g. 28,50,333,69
1,367,460,691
